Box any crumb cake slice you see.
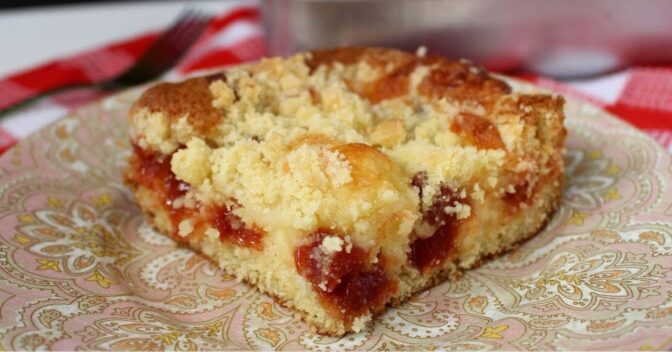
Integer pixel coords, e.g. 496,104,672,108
124,47,566,336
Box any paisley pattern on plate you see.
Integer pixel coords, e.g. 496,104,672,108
0,81,671,351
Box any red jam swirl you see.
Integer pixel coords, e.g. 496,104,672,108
409,175,469,272
294,231,396,325
209,204,264,250
130,145,264,249
132,145,192,235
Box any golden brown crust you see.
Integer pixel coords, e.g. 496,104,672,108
132,77,222,135
307,47,416,72
451,113,506,150
308,46,510,108
417,57,511,109
332,143,403,188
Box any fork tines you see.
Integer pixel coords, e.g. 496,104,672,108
115,8,211,86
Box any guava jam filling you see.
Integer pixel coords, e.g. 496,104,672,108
294,230,397,325
209,204,264,250
130,145,264,249
410,173,470,272
131,145,192,236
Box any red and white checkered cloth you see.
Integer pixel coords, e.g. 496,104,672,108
1,5,671,155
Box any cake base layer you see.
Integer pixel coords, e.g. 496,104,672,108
126,171,561,335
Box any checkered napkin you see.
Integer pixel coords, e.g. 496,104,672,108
0,4,671,155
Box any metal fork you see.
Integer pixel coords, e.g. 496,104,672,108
1,8,211,115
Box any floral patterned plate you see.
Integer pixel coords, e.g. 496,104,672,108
1,79,671,351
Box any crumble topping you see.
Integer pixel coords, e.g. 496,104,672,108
171,137,212,185
129,47,565,254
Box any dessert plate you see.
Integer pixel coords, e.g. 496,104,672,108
0,78,671,351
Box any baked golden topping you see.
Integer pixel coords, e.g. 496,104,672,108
134,77,222,133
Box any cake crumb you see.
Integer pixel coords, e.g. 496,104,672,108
487,177,498,188
210,80,236,109
172,196,185,209
415,46,427,58
472,183,485,203
171,137,212,185
320,236,344,254
370,119,407,147
178,219,194,237
514,160,533,172
344,235,353,253
352,314,371,332
318,282,328,292
205,227,220,240
444,202,472,220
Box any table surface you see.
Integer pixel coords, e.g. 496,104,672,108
0,0,255,78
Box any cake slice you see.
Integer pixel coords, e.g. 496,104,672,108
124,47,566,335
